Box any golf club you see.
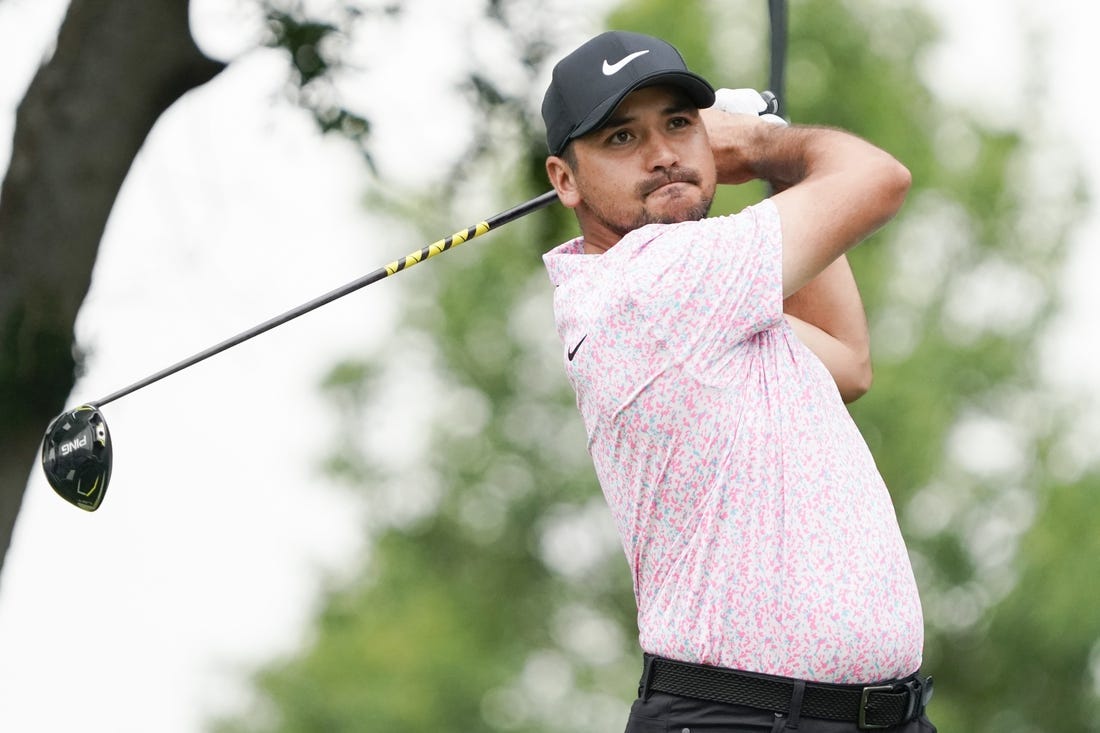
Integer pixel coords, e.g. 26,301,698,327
40,91,783,512
41,190,559,511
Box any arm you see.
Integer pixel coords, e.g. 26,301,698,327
783,256,872,403
699,110,910,297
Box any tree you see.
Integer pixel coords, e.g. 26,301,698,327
0,0,375,576
215,1,1094,731
0,0,225,574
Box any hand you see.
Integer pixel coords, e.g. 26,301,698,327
712,88,788,126
699,90,787,183
702,88,790,185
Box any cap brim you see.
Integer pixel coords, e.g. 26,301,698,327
561,72,715,153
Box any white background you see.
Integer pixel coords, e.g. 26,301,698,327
0,1,1097,731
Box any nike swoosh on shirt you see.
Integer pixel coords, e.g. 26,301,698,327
602,50,650,76
568,335,588,361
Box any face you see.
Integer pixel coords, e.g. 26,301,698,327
547,85,717,251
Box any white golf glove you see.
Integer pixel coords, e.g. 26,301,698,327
712,88,788,126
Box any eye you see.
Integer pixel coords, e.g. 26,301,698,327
669,116,691,130
606,129,634,145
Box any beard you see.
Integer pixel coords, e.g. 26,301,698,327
583,166,715,238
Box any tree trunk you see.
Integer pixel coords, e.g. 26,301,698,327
0,0,225,575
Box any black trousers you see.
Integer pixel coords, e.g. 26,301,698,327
624,689,938,732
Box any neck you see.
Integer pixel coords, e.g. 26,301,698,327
583,237,614,255
576,209,624,254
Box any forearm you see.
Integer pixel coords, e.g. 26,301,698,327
705,118,893,190
783,256,872,402
700,110,910,296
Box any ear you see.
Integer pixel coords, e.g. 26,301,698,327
545,155,581,208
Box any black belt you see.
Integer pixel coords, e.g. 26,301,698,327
640,655,933,730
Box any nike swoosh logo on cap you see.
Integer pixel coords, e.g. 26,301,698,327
602,50,650,76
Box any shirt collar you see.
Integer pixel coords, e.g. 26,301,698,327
542,236,589,286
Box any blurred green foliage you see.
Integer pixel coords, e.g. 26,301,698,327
260,1,400,166
214,1,1095,731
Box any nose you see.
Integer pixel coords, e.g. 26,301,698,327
643,131,679,170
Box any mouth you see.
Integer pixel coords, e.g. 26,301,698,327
649,180,692,194
641,170,701,198
644,180,699,203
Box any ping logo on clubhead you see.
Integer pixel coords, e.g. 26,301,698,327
59,434,89,457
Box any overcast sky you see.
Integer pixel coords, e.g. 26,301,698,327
0,1,1097,731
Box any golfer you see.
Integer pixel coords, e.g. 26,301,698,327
541,31,934,732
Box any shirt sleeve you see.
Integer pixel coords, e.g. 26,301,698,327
702,199,784,341
622,199,784,366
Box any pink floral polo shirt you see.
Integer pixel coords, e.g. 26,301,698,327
543,199,924,684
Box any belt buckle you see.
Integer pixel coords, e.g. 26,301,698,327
858,684,894,730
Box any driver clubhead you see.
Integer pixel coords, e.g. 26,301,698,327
41,405,112,512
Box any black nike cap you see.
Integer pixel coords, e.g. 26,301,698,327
541,31,716,156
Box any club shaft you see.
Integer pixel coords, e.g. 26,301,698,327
91,190,559,408
768,0,788,118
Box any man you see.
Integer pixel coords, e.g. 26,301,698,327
540,31,934,732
